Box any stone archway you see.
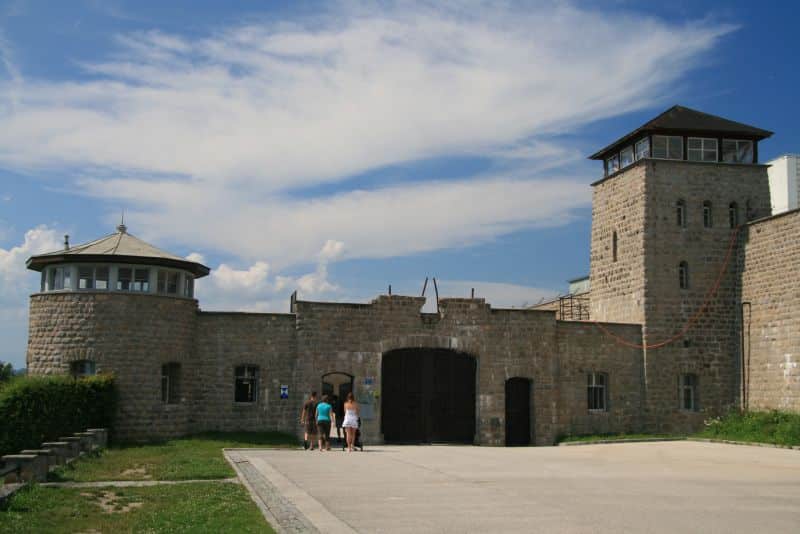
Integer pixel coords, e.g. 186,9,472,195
381,348,476,444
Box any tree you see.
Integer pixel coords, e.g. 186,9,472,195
0,361,13,383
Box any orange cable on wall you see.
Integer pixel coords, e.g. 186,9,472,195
592,225,742,350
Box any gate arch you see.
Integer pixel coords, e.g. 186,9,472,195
381,348,476,444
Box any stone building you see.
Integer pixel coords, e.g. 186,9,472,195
24,106,800,445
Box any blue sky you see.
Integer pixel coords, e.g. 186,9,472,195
1,0,798,369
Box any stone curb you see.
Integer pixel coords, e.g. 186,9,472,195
687,437,800,450
40,478,240,488
558,437,687,446
224,450,298,534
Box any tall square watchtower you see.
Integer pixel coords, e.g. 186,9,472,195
588,106,772,431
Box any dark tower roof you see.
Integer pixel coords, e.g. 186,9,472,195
26,224,210,278
589,105,773,161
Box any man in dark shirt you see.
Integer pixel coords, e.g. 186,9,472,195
300,391,318,450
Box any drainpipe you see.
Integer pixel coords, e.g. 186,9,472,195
740,301,751,412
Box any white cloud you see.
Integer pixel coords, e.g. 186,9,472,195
185,252,206,264
0,226,62,368
210,261,270,291
0,3,731,266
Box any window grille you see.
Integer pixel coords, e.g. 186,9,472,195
587,372,607,411
161,363,181,404
235,365,259,403
679,374,698,411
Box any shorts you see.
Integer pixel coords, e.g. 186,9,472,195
317,420,331,441
304,419,317,435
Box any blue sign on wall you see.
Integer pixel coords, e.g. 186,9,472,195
280,385,289,399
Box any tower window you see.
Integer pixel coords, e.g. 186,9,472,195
676,199,687,228
688,137,718,162
722,139,754,164
184,275,194,298
117,268,132,291
703,201,713,228
133,268,150,292
612,231,618,263
70,360,96,378
634,137,650,160
728,202,739,228
652,135,683,160
619,146,634,168
235,365,259,403
161,363,181,404
605,154,620,176
679,374,698,411
158,270,180,295
78,267,94,289
587,372,608,412
679,261,689,289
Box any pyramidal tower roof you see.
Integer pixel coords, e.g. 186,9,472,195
26,224,210,278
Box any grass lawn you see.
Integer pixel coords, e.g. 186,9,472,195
557,433,683,444
0,482,274,533
49,431,298,482
697,410,800,446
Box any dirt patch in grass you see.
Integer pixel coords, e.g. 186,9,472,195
1,482,274,533
49,431,297,482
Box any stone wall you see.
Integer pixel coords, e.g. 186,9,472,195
193,312,299,434
27,292,198,441
590,160,648,324
740,209,800,412
642,161,771,431
556,320,644,437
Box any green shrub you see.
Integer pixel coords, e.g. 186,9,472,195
0,374,116,456
699,410,800,446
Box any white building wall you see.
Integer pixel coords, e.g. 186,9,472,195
767,154,799,215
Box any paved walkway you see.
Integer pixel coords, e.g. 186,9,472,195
40,477,240,488
229,442,800,533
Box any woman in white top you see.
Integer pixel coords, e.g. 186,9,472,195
342,392,360,452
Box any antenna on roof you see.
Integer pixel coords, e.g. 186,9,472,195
117,209,127,234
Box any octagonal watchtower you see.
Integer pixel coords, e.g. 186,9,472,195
25,224,210,439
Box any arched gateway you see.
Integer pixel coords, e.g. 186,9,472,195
381,348,476,444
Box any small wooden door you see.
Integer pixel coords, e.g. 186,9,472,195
505,377,531,446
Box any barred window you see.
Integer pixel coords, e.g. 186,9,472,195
679,374,698,411
587,372,608,411
703,201,713,228
235,365,259,403
117,267,132,291
612,231,618,263
133,268,150,292
728,202,739,228
676,199,687,228
679,261,689,289
70,360,96,378
161,363,181,404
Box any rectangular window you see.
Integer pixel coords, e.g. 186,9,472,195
53,267,65,290
161,363,181,404
79,267,94,289
95,267,109,290
687,137,718,162
606,154,620,175
117,268,132,291
40,271,46,292
184,275,194,298
619,146,634,168
587,372,607,411
167,272,179,294
133,268,150,292
235,365,259,403
722,139,753,164
62,267,71,290
680,374,698,411
635,138,650,160
652,135,683,160
158,270,167,293
70,360,96,377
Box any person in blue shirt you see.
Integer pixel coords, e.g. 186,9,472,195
315,395,336,451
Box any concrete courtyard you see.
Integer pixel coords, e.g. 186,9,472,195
228,441,800,533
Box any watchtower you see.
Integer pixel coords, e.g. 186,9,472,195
588,105,772,431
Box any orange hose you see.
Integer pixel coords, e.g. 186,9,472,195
591,225,741,350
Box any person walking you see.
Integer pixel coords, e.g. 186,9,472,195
300,391,318,450
315,395,335,451
342,392,360,452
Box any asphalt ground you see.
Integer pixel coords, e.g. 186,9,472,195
234,441,800,533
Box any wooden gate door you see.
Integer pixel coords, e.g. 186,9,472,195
505,377,531,446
